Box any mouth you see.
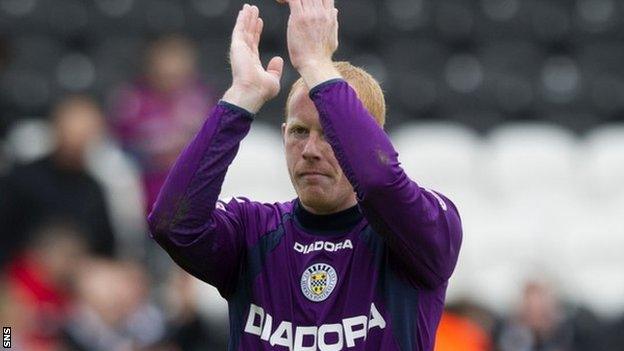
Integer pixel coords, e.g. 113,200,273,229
298,172,329,179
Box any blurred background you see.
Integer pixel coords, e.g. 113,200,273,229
0,0,623,350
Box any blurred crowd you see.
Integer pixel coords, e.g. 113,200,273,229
1,0,624,350
0,34,226,351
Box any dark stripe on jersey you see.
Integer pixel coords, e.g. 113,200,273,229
361,226,420,351
228,216,288,351
248,224,286,278
228,271,249,351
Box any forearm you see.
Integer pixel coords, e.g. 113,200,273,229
310,80,462,288
309,79,396,196
148,101,253,237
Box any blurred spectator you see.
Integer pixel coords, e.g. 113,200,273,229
497,280,571,350
435,311,492,351
62,259,166,351
157,268,227,351
494,279,604,351
0,95,116,266
436,300,496,351
86,131,148,260
111,34,216,213
1,222,87,351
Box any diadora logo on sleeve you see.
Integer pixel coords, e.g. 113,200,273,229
294,239,353,255
244,303,387,351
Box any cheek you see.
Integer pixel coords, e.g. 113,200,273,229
285,141,301,168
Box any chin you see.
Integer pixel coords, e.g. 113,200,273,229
298,189,335,211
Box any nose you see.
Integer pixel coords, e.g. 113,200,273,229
302,133,323,161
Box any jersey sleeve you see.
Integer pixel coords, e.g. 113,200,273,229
147,101,256,297
309,79,463,289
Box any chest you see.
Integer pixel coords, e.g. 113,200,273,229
246,224,384,321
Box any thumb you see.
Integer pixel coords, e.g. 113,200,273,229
266,56,284,80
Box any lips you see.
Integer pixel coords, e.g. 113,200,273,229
298,171,329,178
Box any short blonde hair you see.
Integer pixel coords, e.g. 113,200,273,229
286,61,386,127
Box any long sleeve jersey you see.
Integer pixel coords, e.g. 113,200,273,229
148,79,463,351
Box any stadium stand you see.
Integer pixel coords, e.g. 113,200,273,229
1,0,623,349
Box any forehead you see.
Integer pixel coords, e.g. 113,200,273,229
286,86,320,125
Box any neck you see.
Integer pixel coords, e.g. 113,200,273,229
294,198,362,234
300,194,358,215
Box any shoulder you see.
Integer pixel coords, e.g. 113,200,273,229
217,197,296,244
420,187,457,213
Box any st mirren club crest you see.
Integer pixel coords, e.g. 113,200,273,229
300,263,338,302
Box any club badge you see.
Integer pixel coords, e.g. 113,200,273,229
300,263,338,302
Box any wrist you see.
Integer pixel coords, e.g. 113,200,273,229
297,60,342,89
222,85,266,114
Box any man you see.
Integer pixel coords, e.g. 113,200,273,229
149,1,462,350
112,34,216,213
0,95,116,266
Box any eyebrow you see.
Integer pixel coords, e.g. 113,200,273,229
286,118,306,127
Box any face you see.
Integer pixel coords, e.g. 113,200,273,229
148,42,196,92
54,100,105,163
283,87,357,215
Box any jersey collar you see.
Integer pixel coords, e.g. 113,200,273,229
294,199,363,235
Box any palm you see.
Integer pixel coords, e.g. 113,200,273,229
230,6,282,100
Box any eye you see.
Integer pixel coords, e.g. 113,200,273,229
289,126,309,137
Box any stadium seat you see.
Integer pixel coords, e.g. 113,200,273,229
56,52,96,92
580,124,624,201
1,68,52,115
558,204,624,317
338,1,378,41
143,0,186,33
466,123,580,311
91,36,143,92
382,0,430,32
392,122,485,303
484,123,577,203
391,121,482,203
220,122,296,203
458,202,556,314
12,35,63,74
435,1,476,43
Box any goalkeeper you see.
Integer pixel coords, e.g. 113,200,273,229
149,1,462,350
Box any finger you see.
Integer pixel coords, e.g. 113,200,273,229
311,0,323,11
322,0,334,10
254,17,263,42
288,0,303,15
232,8,245,40
253,18,264,56
250,5,259,25
244,4,254,32
266,56,284,80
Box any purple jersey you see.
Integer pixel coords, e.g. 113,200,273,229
148,80,462,350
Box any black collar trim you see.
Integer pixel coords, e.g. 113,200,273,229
293,199,363,234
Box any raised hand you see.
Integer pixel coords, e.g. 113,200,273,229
223,4,284,113
286,0,341,87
